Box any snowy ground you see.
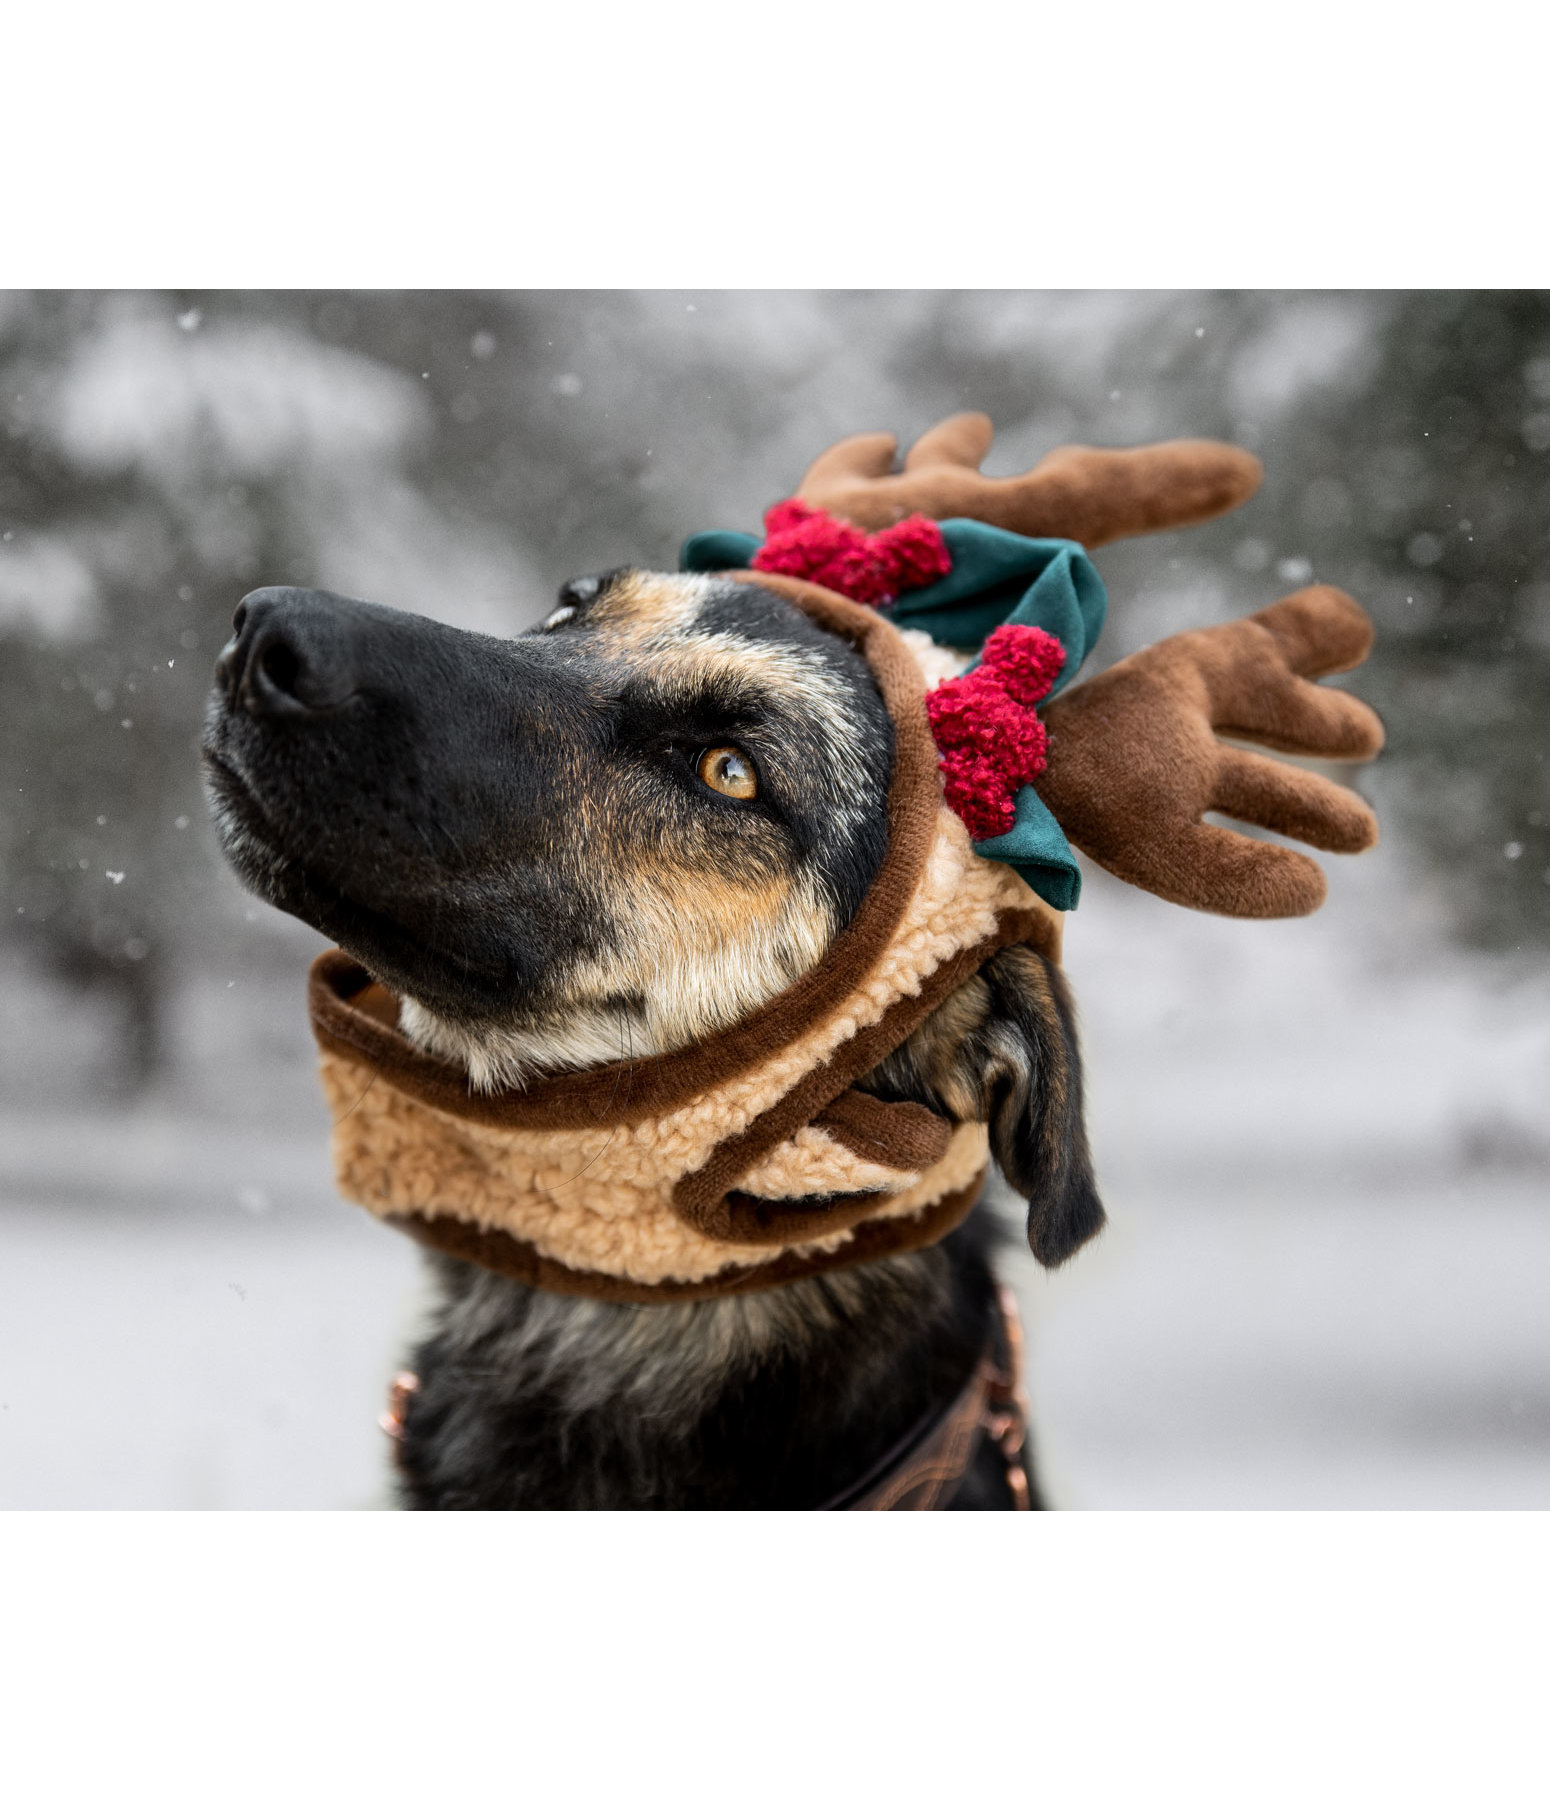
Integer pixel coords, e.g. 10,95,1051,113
2,857,1547,1509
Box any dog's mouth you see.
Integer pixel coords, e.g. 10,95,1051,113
201,741,513,1001
200,742,285,852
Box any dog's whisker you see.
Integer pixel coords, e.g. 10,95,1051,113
333,1068,379,1125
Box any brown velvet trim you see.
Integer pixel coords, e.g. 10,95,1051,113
307,577,943,1131
390,1169,987,1305
310,945,974,1195
717,1173,938,1249
671,907,1039,1243
811,1089,952,1171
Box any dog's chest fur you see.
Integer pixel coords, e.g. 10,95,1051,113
395,1204,1027,1509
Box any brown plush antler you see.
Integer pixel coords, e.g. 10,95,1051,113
797,412,1264,547
1036,587,1385,918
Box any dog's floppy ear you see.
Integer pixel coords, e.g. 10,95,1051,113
872,944,1102,1267
969,945,1104,1267
861,943,1103,1265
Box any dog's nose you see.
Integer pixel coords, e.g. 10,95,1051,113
215,587,362,718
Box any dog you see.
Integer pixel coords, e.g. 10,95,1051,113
202,565,1102,1507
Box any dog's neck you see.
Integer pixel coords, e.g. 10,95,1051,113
395,1204,1012,1509
379,937,1018,1508
394,898,835,1093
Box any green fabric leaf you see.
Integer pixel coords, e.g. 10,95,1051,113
893,525,1106,697
681,529,760,573
971,781,1082,911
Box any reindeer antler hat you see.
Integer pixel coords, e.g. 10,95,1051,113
310,416,1383,1301
686,414,1381,916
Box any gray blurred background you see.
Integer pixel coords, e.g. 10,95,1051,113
1,290,1545,1508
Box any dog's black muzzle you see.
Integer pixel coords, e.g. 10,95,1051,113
202,586,605,1017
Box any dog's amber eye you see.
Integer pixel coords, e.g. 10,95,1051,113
697,746,758,801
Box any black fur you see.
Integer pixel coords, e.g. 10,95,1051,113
987,949,1104,1266
396,1203,1038,1509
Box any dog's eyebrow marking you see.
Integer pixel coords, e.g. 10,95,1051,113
591,571,711,642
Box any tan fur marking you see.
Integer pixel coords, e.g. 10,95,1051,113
588,569,710,643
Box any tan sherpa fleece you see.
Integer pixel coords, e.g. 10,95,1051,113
311,582,1058,1301
317,807,1039,1288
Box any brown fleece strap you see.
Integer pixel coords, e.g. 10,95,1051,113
311,957,954,1179
672,905,1040,1245
812,1090,952,1171
390,1169,987,1305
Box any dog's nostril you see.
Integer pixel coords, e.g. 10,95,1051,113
222,588,357,718
258,638,302,699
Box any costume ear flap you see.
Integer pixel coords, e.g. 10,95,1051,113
976,945,1105,1268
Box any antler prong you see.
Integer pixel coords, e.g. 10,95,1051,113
901,411,995,473
798,430,899,491
795,413,1263,546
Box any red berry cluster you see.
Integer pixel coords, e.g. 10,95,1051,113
751,498,951,606
924,624,1066,840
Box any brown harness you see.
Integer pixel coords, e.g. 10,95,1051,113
821,1283,1033,1510
379,1283,1032,1512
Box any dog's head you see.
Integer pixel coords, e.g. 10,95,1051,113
203,569,894,1073
203,570,1101,1264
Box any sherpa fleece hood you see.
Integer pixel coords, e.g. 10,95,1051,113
308,579,1059,1303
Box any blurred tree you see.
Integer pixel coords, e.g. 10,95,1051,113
1251,291,1550,951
